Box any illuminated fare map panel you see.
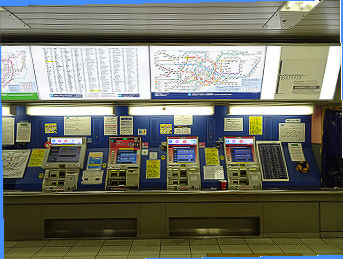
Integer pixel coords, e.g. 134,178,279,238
151,46,266,99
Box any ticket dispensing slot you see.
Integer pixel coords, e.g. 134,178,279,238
224,136,262,189
105,137,141,190
42,137,87,191
167,136,201,190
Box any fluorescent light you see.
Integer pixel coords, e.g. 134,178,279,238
27,105,114,116
129,106,214,115
320,46,341,100
261,46,281,99
229,105,314,115
281,1,320,12
2,106,12,116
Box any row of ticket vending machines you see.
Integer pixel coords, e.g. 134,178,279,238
26,134,297,192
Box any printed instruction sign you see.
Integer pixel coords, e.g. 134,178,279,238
120,116,133,135
16,122,31,142
279,123,305,142
160,124,173,134
203,165,225,180
146,160,161,179
64,116,91,135
45,123,57,134
249,116,263,135
205,148,220,166
2,117,15,146
174,126,191,135
87,152,104,170
174,115,193,126
28,149,47,167
288,143,305,162
224,118,243,131
104,116,118,135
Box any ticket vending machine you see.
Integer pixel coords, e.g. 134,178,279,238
224,136,262,189
167,136,201,190
42,137,87,191
106,136,141,190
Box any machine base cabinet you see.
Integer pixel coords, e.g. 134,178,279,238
4,192,343,240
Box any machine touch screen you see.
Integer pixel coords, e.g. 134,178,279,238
116,150,137,164
47,146,81,163
173,146,196,163
230,146,254,162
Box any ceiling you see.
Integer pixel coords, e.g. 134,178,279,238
0,0,340,43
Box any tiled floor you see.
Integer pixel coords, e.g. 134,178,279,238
4,237,343,258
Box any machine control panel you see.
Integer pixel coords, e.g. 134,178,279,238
42,137,87,192
256,141,289,182
224,136,262,189
167,136,201,190
106,136,141,190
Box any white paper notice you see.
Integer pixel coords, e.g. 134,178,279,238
149,152,158,160
81,170,104,185
174,126,191,135
2,117,15,146
203,165,225,180
279,123,305,142
64,116,91,135
104,116,118,135
288,143,306,162
174,115,193,126
224,118,243,131
31,46,150,100
3,149,31,178
120,116,133,135
16,122,31,142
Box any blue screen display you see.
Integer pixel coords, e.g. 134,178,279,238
173,147,196,163
230,146,254,162
116,151,137,164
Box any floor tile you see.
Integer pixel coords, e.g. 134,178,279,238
4,241,20,248
248,244,283,254
244,238,275,245
191,254,207,258
98,246,131,256
74,240,104,247
278,244,315,254
32,246,70,257
272,238,303,245
217,238,246,245
128,256,158,259
66,246,101,257
160,246,191,255
301,238,329,245
103,240,133,246
307,244,343,254
96,256,128,259
4,247,42,258
64,257,96,259
160,254,191,258
4,248,11,254
15,240,48,247
132,239,161,247
129,245,160,255
161,239,189,246
190,245,221,254
45,239,77,247
219,244,252,254
189,239,218,246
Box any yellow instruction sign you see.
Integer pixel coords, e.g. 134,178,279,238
160,124,173,134
28,149,47,167
205,148,219,165
146,160,161,179
249,116,263,135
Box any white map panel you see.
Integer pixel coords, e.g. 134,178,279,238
151,46,266,94
1,46,38,98
31,46,150,100
3,149,31,179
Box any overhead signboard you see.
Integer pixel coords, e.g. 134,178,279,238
31,46,150,100
150,45,266,99
1,46,39,100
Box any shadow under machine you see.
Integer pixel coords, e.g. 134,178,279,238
105,136,141,190
42,137,87,191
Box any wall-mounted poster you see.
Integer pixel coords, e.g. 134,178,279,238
31,46,150,100
150,45,266,99
1,46,38,100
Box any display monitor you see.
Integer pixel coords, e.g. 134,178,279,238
116,150,137,164
230,146,254,162
173,146,196,163
47,146,81,163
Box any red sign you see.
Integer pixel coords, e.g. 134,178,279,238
44,141,52,149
